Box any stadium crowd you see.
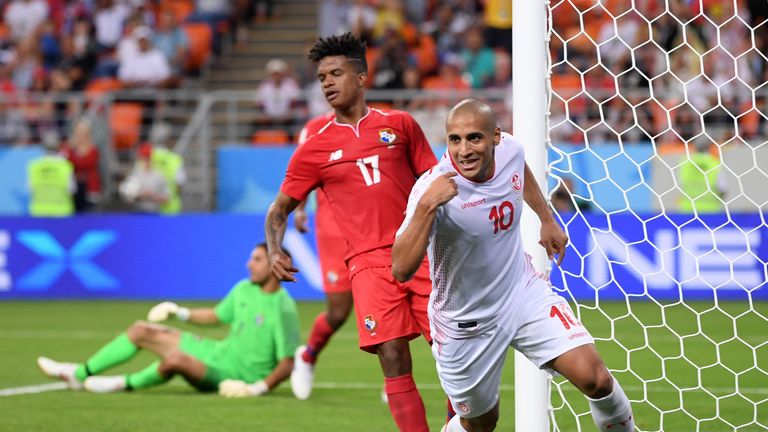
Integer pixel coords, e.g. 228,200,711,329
2,0,767,215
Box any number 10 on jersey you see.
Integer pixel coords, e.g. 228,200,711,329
489,201,514,234
357,155,381,186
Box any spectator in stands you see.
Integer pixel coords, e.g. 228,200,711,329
27,130,75,217
12,35,43,91
0,98,30,145
677,138,727,214
119,143,169,213
39,20,61,70
56,19,98,91
153,9,189,79
422,4,465,58
188,0,230,53
118,27,172,89
63,119,101,212
371,28,411,90
482,0,513,52
255,58,300,126
4,0,49,42
346,0,376,41
422,53,470,92
149,121,185,215
372,0,406,42
93,0,132,51
460,26,496,88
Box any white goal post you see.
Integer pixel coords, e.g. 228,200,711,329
514,0,767,431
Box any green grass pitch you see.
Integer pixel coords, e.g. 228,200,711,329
0,301,765,431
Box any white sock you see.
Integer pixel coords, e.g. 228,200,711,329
443,413,468,432
587,377,634,431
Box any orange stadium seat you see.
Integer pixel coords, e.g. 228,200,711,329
110,103,143,149
183,23,213,72
161,0,194,22
85,77,123,97
251,129,291,146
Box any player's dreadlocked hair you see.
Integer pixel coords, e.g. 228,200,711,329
307,32,368,74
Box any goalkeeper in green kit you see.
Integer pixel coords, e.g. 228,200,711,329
37,243,300,398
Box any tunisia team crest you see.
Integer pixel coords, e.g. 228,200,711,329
364,314,377,332
511,173,522,191
379,129,397,146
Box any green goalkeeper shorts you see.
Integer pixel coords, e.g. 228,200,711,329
179,332,238,392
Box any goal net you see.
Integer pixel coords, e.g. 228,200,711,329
539,1,768,431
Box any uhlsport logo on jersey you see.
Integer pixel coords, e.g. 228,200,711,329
511,173,522,191
378,129,397,147
364,314,377,332
15,230,118,291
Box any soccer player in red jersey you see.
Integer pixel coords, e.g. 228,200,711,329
265,33,437,431
289,111,356,401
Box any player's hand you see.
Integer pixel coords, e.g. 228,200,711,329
539,220,568,266
422,172,459,208
147,301,178,322
269,251,299,282
219,379,268,397
294,208,309,233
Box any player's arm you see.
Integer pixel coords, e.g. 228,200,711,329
392,172,458,282
147,302,220,325
523,163,569,266
265,191,302,281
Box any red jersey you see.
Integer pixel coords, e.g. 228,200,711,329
282,108,436,269
297,112,337,235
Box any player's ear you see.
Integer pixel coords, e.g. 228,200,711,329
358,72,368,87
493,127,501,146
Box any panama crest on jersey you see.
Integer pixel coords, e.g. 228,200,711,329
364,314,377,332
379,129,397,147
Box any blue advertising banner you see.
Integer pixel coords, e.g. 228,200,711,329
0,213,764,301
0,147,43,215
0,214,325,300
216,144,655,214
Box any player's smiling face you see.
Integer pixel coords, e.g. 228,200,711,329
446,112,501,182
247,246,273,285
316,55,366,110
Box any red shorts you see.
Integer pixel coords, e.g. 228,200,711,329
350,261,432,353
315,198,351,294
316,231,351,293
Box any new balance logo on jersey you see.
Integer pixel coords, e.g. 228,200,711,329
461,198,486,209
329,149,343,161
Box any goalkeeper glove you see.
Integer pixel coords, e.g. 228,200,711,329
219,380,269,398
147,302,191,322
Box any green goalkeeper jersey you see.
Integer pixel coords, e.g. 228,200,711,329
213,279,300,381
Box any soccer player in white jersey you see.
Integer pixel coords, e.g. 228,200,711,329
392,99,634,432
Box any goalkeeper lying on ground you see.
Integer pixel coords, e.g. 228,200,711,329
37,243,300,398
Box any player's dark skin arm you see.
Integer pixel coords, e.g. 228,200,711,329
523,163,569,266
265,192,302,281
263,357,294,390
392,172,458,282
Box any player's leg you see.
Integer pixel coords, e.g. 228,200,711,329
84,351,211,393
512,280,634,432
433,325,511,432
406,262,457,424
353,266,428,432
291,230,352,400
37,320,180,388
547,345,634,431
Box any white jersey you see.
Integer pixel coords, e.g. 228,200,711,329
397,132,535,339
